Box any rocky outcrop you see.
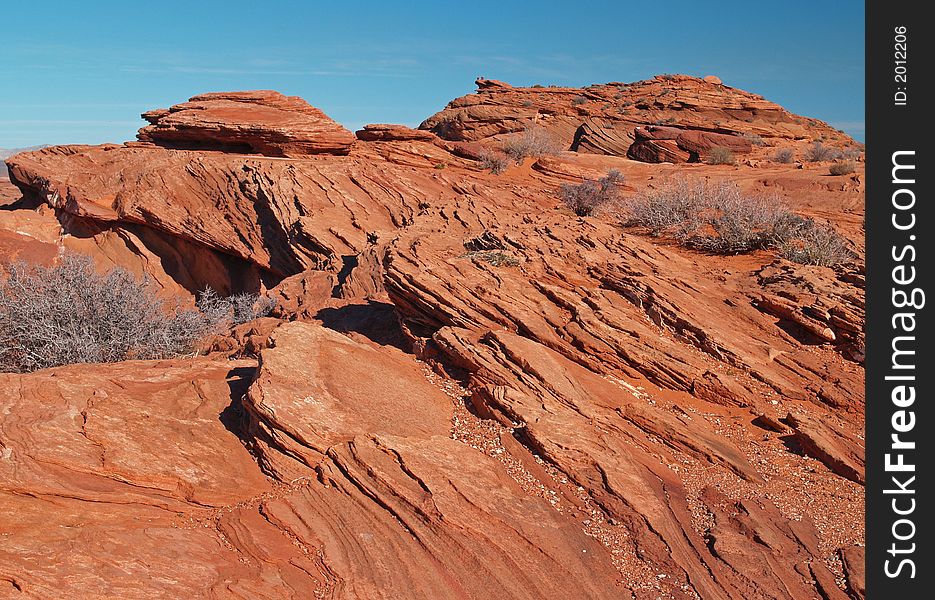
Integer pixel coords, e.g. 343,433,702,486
355,123,436,142
5,140,455,288
1,85,865,598
137,91,356,157
785,412,865,484
0,358,276,596
625,125,754,163
0,325,626,598
421,75,853,160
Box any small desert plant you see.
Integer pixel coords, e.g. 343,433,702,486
689,194,802,253
828,161,856,176
433,162,446,169
0,254,272,373
477,148,510,174
778,222,855,267
742,132,766,146
622,177,705,237
805,141,843,162
464,250,520,267
571,95,588,105
841,146,862,160
560,170,624,217
772,148,795,164
620,178,853,265
501,126,560,163
196,287,275,327
706,146,736,165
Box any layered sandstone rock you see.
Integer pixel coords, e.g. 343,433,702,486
355,123,436,142
137,90,356,156
1,85,866,598
421,75,853,162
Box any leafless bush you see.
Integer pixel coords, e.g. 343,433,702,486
501,126,560,163
829,161,857,176
742,132,766,146
779,222,855,267
620,178,853,265
622,177,705,237
706,146,736,165
571,95,588,105
841,146,862,160
197,288,275,326
805,141,843,162
0,253,274,373
477,148,510,174
688,194,806,253
772,148,795,163
560,170,624,217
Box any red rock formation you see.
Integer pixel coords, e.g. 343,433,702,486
137,90,356,157
355,123,437,142
625,126,755,163
1,85,866,598
421,75,854,162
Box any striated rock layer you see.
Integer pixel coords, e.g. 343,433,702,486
137,90,357,157
421,75,855,162
1,83,865,598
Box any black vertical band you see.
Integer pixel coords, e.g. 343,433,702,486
866,1,932,597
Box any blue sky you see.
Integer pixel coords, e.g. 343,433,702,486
0,1,864,148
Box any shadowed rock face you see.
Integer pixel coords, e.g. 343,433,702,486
1,82,865,598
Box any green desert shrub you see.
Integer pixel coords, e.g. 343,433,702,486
464,250,520,267
0,253,273,373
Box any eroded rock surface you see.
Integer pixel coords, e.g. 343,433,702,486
1,83,865,598
421,75,854,162
137,90,356,156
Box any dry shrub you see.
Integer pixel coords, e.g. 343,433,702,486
778,223,855,267
841,146,863,160
620,178,853,265
772,148,795,163
197,287,275,327
743,132,766,146
805,141,843,162
0,253,273,373
706,146,735,165
501,126,560,163
560,170,624,217
623,177,702,236
829,161,856,175
477,148,510,174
